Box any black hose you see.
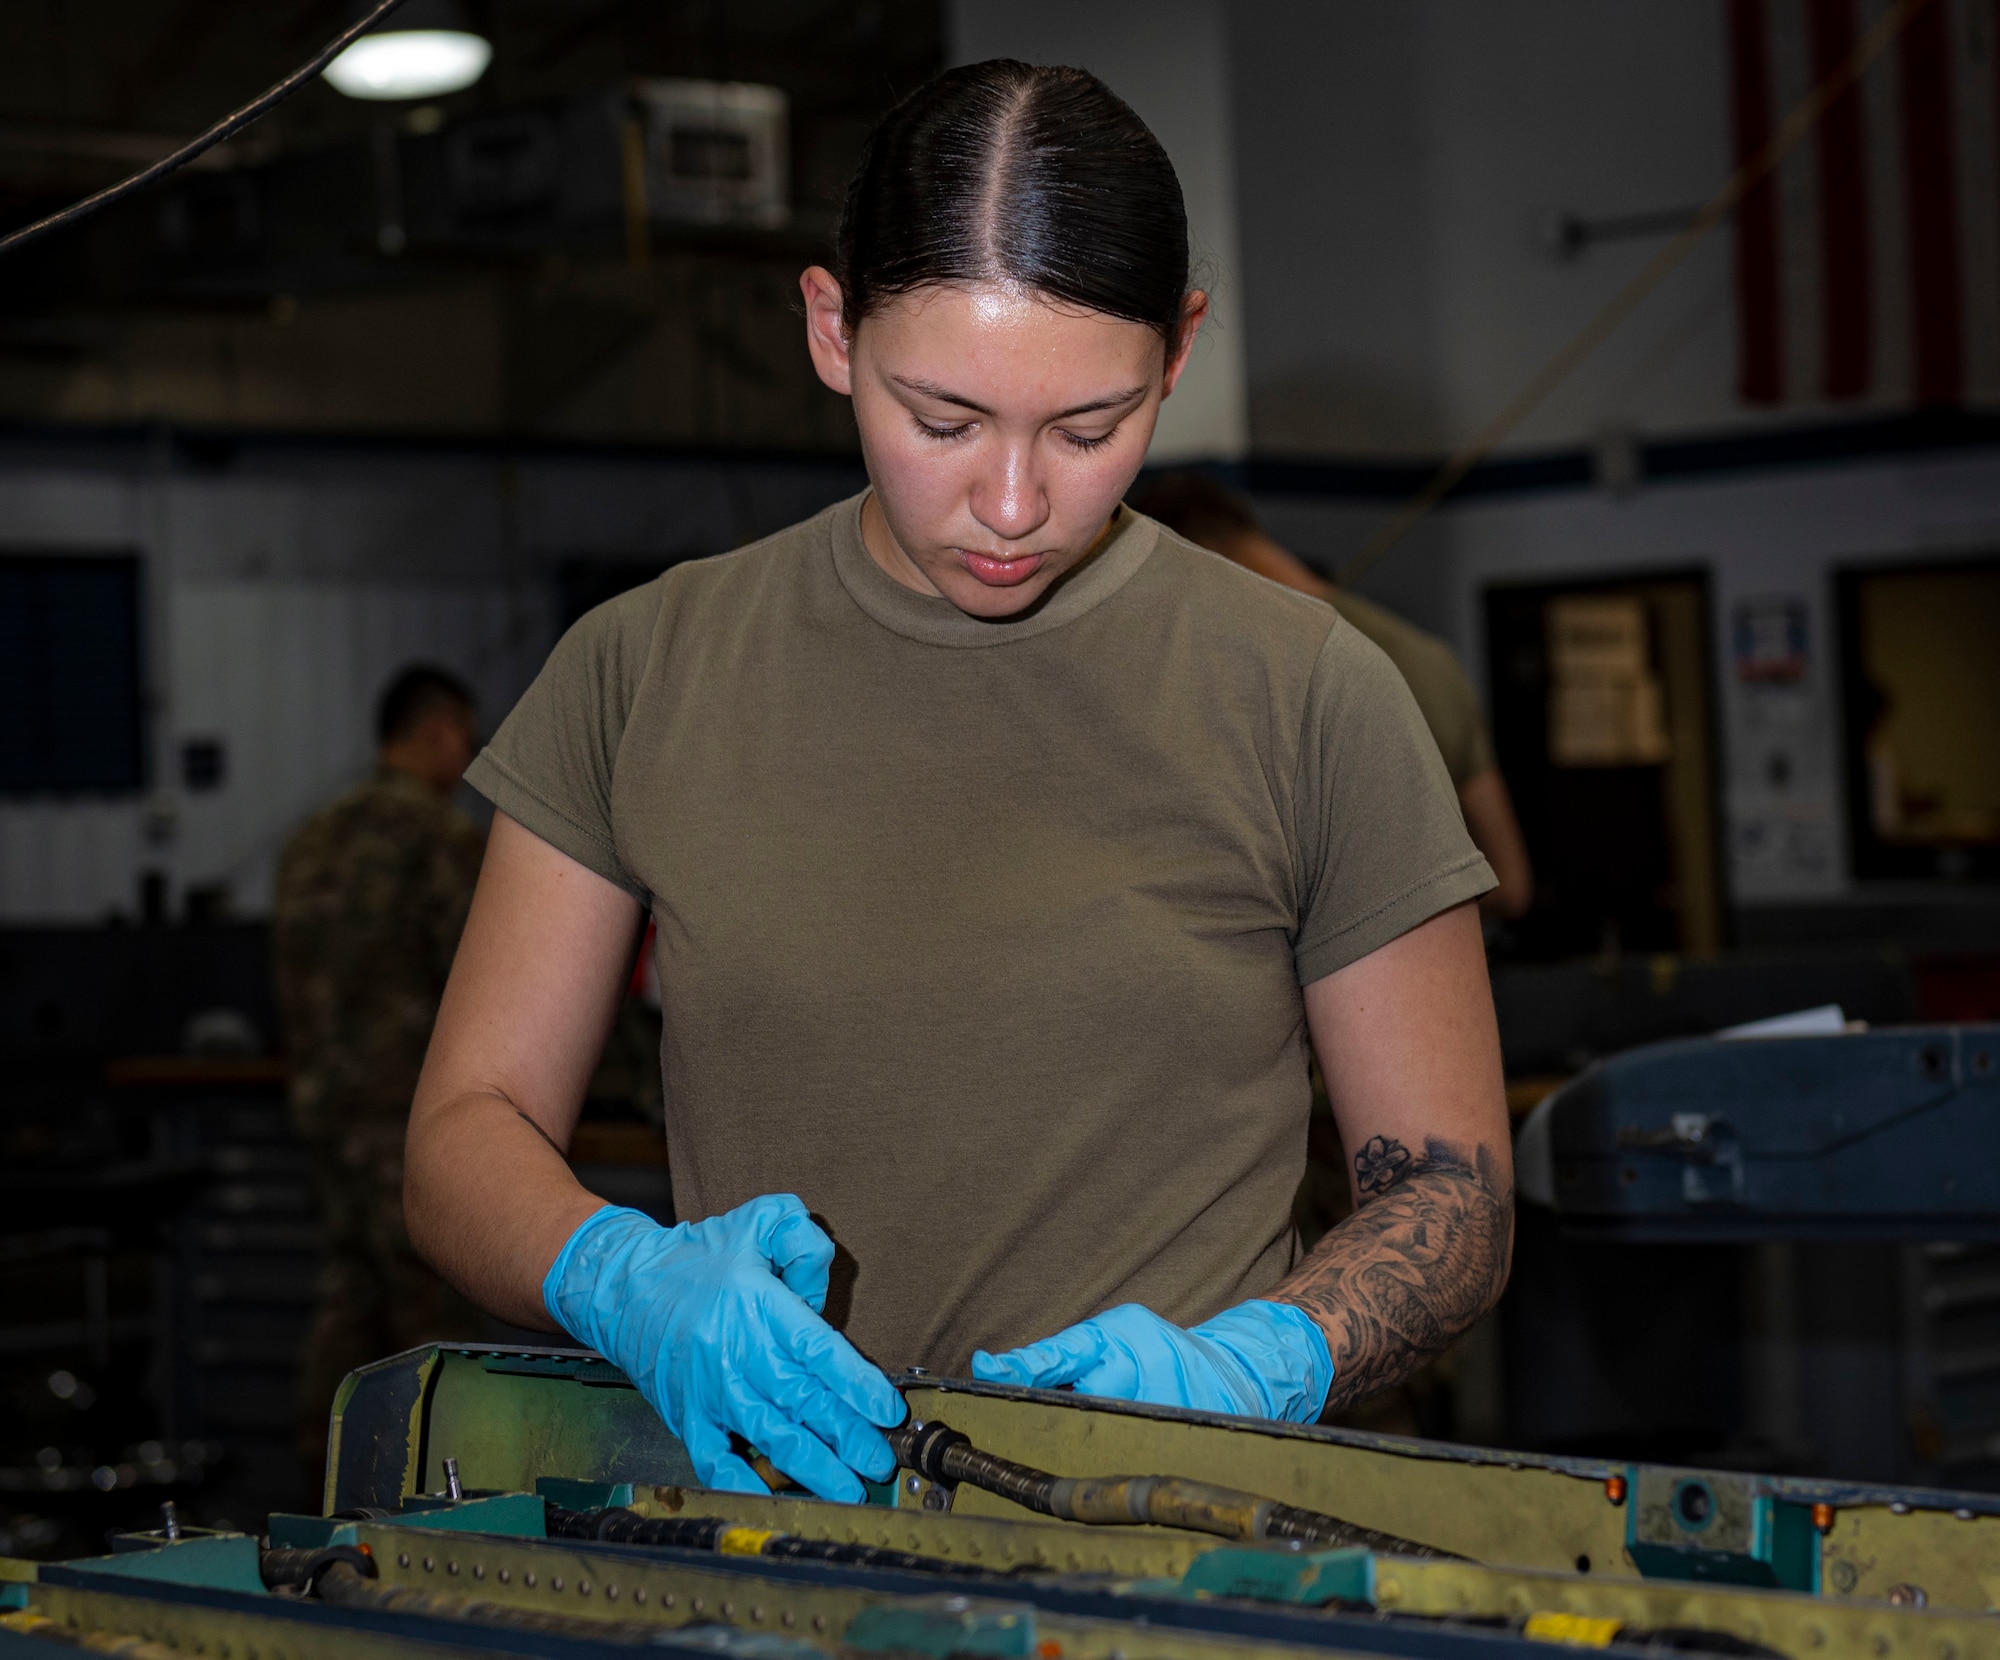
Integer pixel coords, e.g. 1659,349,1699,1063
543,1503,999,1579
261,1544,377,1595
0,0,412,260
887,1418,1459,1560
1262,1501,1452,1555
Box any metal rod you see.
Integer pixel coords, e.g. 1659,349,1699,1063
1334,0,1934,589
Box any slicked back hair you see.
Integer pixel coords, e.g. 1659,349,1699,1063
836,60,1191,342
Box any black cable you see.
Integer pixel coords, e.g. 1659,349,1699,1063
543,1503,1000,1580
0,0,413,262
261,1543,378,1595
888,1418,1458,1560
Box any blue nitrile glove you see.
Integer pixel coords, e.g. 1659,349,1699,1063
970,1300,1333,1424
543,1196,905,1502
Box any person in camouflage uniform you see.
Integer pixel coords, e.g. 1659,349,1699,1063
273,665,489,1490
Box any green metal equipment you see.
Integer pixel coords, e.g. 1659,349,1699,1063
4,1342,1997,1660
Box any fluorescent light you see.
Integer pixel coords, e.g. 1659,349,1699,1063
325,30,491,100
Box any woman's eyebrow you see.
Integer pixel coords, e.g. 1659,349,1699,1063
891,375,1148,420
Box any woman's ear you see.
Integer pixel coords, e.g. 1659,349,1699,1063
1160,290,1212,399
800,267,854,395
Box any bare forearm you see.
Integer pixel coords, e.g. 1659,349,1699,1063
403,812,647,1331
1267,1134,1513,1417
404,1090,608,1331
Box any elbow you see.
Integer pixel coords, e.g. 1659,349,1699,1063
400,1152,440,1275
1485,1208,1516,1319
400,1102,450,1274
1458,1136,1515,1332
1478,1166,1517,1325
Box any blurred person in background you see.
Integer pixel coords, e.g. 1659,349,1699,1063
1132,472,1532,921
273,664,488,1491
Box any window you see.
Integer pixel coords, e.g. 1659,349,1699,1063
1837,555,2000,882
0,553,147,795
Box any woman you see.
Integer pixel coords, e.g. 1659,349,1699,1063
406,60,1511,1508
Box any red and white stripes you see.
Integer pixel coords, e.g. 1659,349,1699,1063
1727,0,2000,408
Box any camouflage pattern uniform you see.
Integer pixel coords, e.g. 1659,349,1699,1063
272,769,487,1486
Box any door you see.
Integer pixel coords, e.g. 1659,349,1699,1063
1485,570,1725,959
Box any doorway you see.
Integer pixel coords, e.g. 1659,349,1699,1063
1485,569,1725,959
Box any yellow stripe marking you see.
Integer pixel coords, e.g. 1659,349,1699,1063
1523,1613,1623,1648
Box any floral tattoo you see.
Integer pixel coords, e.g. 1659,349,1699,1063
1353,1134,1413,1194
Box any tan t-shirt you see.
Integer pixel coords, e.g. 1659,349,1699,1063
468,495,1493,1373
1325,590,1496,791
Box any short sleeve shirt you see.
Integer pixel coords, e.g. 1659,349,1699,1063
468,495,1492,1372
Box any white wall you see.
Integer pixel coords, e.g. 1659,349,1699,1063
0,444,863,923
946,0,1251,462
1231,1,1756,457
9,8,1998,923
1215,0,2000,536
1219,0,2000,912
1255,447,2000,906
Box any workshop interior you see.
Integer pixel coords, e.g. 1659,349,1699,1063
6,2,2000,1657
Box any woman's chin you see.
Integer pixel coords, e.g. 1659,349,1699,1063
932,564,1060,619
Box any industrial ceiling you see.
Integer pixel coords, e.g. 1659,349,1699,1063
0,0,942,450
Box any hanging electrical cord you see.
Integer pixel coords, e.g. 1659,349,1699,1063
1334,0,1935,589
0,0,413,262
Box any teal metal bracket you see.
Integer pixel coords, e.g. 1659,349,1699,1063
1625,1467,1819,1593
1172,1545,1376,1606
536,1476,634,1510
54,1534,266,1596
394,1492,547,1536
845,1596,1041,1660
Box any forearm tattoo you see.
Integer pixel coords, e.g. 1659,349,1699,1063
1272,1133,1513,1417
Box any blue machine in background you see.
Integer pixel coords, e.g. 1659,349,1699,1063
1516,1024,2000,1240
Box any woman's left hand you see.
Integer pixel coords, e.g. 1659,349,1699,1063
969,1300,1332,1423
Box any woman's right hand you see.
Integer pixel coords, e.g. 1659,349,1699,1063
407,819,903,1499
544,1193,906,1501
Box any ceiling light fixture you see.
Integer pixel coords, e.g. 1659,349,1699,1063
325,0,491,102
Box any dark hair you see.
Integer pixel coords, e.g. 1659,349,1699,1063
836,60,1190,340
1128,470,1261,550
377,664,474,744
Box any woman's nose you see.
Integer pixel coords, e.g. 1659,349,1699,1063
969,444,1049,542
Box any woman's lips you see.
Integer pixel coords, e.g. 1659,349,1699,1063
958,548,1045,587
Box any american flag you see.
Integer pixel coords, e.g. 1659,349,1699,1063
1727,0,2000,408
